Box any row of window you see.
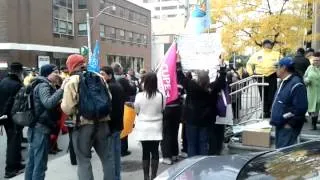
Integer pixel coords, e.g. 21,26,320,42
155,5,184,11
99,25,148,44
100,1,148,26
53,0,74,35
78,23,148,45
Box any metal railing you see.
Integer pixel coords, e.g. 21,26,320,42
229,75,269,126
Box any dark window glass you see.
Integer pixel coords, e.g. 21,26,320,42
78,0,87,9
78,23,87,36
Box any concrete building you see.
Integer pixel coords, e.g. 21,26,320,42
0,0,151,71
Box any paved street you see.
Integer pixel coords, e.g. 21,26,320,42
0,129,172,180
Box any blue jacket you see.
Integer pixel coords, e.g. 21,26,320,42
270,75,307,128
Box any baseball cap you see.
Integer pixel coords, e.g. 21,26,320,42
278,57,294,68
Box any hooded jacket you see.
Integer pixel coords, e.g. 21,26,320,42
32,77,63,132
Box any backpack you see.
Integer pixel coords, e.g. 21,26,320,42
78,72,111,121
11,84,37,127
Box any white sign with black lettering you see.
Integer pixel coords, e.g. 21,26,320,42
38,56,50,69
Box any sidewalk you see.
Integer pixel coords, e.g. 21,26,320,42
10,133,170,180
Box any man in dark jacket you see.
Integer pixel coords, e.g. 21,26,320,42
112,63,136,157
271,57,308,149
0,62,24,178
293,48,310,77
101,66,125,180
25,64,64,180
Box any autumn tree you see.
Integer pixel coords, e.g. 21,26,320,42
212,0,318,54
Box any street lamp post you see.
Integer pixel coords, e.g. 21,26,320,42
86,5,116,57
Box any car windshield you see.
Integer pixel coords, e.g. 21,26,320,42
237,141,320,180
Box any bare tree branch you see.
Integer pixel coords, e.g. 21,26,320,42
280,0,289,15
241,29,262,46
266,0,273,15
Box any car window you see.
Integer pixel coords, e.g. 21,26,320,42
237,141,320,180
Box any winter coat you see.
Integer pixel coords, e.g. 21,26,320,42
293,55,310,78
115,75,136,102
270,75,308,129
304,65,320,113
0,74,23,117
61,74,111,125
183,67,227,127
134,92,165,141
33,77,63,132
247,49,281,76
108,80,125,132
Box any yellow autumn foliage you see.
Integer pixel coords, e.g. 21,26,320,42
212,0,320,54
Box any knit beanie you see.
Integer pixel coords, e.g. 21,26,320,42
40,64,57,77
66,54,85,73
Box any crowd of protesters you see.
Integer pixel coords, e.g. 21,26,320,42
0,40,319,179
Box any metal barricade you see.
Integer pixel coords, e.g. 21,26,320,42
229,75,269,126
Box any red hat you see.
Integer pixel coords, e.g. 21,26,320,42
66,54,85,73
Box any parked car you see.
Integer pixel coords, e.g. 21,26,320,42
156,140,320,180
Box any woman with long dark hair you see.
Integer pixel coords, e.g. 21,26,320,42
134,72,165,180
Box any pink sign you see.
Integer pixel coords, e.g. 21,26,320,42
157,42,178,104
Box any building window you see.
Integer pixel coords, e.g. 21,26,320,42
53,0,74,35
129,11,134,20
162,6,177,10
143,35,147,44
155,7,160,11
168,14,177,18
153,15,160,19
100,25,105,37
78,23,87,36
118,7,125,17
106,26,116,39
119,29,125,40
78,0,87,9
127,32,133,42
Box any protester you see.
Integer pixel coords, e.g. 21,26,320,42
61,54,113,180
139,69,147,92
270,57,308,149
160,62,184,165
49,75,64,154
304,53,320,130
305,48,315,64
23,68,37,86
112,62,136,157
101,66,125,180
181,61,226,157
60,66,70,80
134,72,165,180
25,64,64,180
246,39,281,118
293,48,310,78
127,68,139,89
0,62,24,178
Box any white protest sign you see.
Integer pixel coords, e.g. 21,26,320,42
38,56,50,69
177,33,222,81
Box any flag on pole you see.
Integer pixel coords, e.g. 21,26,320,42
87,40,100,73
157,42,178,104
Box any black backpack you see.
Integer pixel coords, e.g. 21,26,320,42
77,72,111,122
11,84,37,127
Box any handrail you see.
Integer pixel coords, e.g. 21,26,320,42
229,83,269,95
229,75,265,87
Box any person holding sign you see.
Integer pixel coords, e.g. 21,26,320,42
246,40,281,118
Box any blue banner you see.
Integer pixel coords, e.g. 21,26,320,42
87,40,100,73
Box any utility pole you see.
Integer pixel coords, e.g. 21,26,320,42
86,12,92,58
184,0,189,27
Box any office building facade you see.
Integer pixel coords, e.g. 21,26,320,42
0,0,151,71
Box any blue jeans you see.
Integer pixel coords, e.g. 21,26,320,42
186,124,208,157
112,131,121,180
275,127,301,149
25,127,50,180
